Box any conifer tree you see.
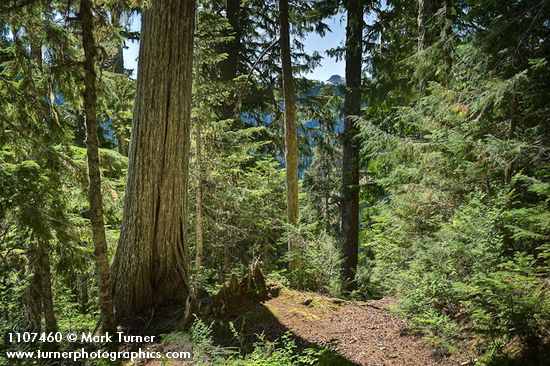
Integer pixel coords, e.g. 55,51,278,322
79,0,117,333
112,0,195,321
278,0,299,270
341,0,364,287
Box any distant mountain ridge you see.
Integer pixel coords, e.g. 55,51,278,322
327,74,345,85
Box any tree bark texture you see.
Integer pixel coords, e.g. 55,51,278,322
80,0,117,333
111,0,195,322
278,0,299,270
341,0,363,287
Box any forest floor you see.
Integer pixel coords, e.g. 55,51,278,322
215,285,465,366
254,288,461,366
132,284,468,365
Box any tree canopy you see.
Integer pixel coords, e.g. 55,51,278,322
0,0,548,365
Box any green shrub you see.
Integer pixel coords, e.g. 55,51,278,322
283,229,343,296
188,317,321,365
461,253,550,354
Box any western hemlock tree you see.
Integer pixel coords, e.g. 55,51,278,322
79,0,117,333
111,0,195,321
341,0,363,287
278,0,299,270
223,0,240,83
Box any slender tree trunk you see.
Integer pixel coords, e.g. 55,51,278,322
39,243,57,334
80,0,117,333
325,195,329,232
111,0,195,321
220,0,240,119
505,93,517,181
111,8,124,76
24,44,44,335
29,42,58,347
417,0,436,53
418,0,435,95
222,236,229,284
417,0,452,50
79,274,89,313
341,0,363,288
194,108,204,267
193,46,204,268
263,235,270,272
23,254,42,333
222,0,240,83
111,7,129,156
278,0,299,270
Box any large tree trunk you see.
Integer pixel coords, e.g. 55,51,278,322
111,0,195,322
278,0,299,270
341,0,363,288
80,0,117,333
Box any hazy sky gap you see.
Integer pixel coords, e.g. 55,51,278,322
123,12,348,82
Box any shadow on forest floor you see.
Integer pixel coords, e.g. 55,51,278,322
209,288,359,366
121,283,548,366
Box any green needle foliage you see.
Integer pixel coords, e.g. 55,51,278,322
1,0,549,364
358,0,550,362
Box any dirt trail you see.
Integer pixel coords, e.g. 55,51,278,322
260,288,461,366
127,286,466,365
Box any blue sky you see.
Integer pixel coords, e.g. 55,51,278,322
123,12,348,82
301,13,347,81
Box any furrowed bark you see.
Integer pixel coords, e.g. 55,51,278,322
111,0,195,322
